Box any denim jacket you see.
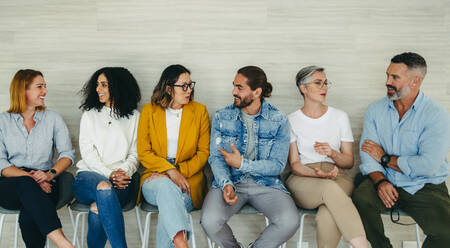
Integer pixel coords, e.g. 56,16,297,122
209,100,290,193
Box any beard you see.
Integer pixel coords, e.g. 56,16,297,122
233,94,253,108
386,84,411,100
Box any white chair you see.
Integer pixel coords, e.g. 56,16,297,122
137,200,197,248
0,207,20,248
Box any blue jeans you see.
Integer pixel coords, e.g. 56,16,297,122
72,171,135,248
142,177,194,248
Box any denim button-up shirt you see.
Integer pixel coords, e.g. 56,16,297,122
209,100,290,193
0,110,75,176
359,91,449,194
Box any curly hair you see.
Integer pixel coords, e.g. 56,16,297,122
79,67,141,118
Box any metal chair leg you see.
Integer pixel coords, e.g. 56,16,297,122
142,212,152,248
72,211,84,246
415,223,421,248
14,214,19,248
298,213,308,248
189,213,196,248
135,206,143,243
0,214,5,244
207,237,215,248
80,213,87,248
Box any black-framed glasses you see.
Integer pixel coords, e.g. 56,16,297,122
308,81,332,89
171,81,196,91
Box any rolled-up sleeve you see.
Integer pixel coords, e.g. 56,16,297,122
359,106,386,176
53,114,75,165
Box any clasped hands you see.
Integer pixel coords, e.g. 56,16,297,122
29,170,54,193
313,142,339,179
109,169,131,189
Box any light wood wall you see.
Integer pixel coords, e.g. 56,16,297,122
1,0,449,167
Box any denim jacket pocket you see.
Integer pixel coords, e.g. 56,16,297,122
257,125,277,159
221,135,240,153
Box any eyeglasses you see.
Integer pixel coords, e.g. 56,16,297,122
308,81,331,89
171,81,196,92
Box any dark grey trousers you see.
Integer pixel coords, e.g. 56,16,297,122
200,179,300,248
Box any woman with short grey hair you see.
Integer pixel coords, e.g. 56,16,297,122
286,66,369,248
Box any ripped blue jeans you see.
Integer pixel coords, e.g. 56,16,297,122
73,171,135,248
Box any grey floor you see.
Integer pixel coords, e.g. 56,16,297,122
0,206,423,248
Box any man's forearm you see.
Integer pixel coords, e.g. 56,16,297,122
368,171,387,184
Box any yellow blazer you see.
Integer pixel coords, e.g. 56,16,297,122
137,101,210,209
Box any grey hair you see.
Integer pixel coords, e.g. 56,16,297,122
295,65,325,97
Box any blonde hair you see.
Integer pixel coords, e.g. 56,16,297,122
7,69,46,113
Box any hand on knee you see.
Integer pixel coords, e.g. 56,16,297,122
96,181,112,190
90,203,99,214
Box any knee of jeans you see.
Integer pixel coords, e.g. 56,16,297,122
200,209,225,234
272,209,300,232
155,177,181,195
96,181,112,190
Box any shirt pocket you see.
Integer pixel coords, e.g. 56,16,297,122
399,129,421,155
219,121,240,152
34,131,54,164
258,127,278,159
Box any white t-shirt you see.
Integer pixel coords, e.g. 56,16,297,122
166,107,183,159
76,106,140,177
288,106,353,165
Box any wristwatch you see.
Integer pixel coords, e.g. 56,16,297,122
380,154,391,167
49,169,57,178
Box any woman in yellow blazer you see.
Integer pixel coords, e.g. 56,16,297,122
137,64,210,248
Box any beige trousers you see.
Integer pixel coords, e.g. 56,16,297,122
286,162,365,248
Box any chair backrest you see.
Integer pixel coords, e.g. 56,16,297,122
55,171,75,210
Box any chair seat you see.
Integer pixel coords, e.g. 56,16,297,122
298,207,318,215
140,200,159,212
0,206,19,215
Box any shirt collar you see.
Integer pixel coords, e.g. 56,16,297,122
11,110,44,122
232,99,267,120
387,91,424,112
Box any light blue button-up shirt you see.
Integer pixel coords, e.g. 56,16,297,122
0,110,75,176
209,100,290,193
359,91,449,194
